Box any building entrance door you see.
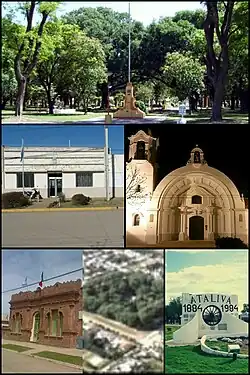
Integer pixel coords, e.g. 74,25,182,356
48,173,62,197
30,312,40,342
189,216,204,240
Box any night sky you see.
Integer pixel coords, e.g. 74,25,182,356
125,123,249,197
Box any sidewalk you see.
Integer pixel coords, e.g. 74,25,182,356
2,339,82,357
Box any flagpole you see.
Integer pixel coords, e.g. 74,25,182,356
128,2,131,83
21,139,24,195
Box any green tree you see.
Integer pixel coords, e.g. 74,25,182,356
162,52,205,111
11,1,61,116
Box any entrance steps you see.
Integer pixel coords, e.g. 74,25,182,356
159,240,216,248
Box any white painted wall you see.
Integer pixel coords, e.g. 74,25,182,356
2,147,124,198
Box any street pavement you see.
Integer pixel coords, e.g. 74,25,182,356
2,349,82,373
2,209,124,247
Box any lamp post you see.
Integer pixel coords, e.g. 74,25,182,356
105,72,113,124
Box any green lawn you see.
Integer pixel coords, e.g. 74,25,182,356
2,344,32,352
34,351,82,366
60,197,124,208
162,110,248,124
2,109,105,123
165,325,180,341
165,345,248,374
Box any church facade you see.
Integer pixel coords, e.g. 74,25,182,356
126,130,248,247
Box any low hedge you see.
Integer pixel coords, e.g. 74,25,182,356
71,194,91,206
215,237,248,249
2,191,31,209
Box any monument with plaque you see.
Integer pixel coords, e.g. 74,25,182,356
173,293,248,344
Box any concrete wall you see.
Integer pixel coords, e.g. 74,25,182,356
200,335,248,359
173,312,199,344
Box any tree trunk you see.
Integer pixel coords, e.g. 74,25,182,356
15,77,27,116
46,88,54,115
230,94,235,110
100,82,108,109
211,81,224,121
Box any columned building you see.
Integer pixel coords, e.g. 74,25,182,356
2,280,82,348
126,130,248,246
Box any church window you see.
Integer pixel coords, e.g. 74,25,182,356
194,151,201,163
135,141,146,159
239,214,243,222
136,185,141,192
133,214,140,226
149,214,154,222
192,195,202,204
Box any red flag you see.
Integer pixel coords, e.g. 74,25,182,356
39,272,44,288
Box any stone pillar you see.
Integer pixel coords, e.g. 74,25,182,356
178,207,185,241
206,207,214,240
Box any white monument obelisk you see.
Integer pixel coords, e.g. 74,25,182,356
113,2,145,118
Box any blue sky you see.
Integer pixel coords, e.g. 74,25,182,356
2,125,124,154
165,250,248,310
2,1,204,26
1,250,83,315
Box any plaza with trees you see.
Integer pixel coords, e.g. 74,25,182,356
1,1,248,122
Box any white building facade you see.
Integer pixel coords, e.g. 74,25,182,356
126,130,248,246
2,146,124,199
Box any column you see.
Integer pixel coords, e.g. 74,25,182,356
206,207,214,240
178,208,185,241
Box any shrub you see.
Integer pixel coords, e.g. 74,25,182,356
215,237,248,249
71,194,91,206
47,201,59,208
136,100,147,114
2,191,31,209
58,192,66,203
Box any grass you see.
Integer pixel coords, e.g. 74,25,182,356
162,109,248,124
165,325,180,341
206,340,249,355
34,351,82,366
60,197,124,208
165,345,248,374
2,109,105,123
2,343,32,352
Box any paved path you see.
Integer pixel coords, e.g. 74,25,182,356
2,115,167,125
2,209,124,247
2,349,82,373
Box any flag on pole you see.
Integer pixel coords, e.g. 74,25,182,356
22,276,28,287
20,142,24,162
39,272,44,288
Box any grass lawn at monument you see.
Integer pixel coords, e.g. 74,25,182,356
165,325,180,340
165,345,248,374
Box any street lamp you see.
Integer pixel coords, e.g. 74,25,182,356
105,72,113,123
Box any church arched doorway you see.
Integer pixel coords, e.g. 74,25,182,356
189,216,204,240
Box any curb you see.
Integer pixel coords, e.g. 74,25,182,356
30,353,82,370
2,206,124,213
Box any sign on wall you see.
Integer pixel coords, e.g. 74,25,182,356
181,293,239,326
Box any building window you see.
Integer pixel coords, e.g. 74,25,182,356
51,310,58,336
16,172,34,188
59,312,63,336
136,184,141,192
133,214,140,226
239,214,243,222
12,313,22,333
76,172,93,187
47,313,51,335
192,195,202,204
149,214,154,222
135,141,146,159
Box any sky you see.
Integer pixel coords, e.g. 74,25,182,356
2,1,204,26
1,249,83,315
125,123,249,195
2,125,124,154
165,250,249,311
